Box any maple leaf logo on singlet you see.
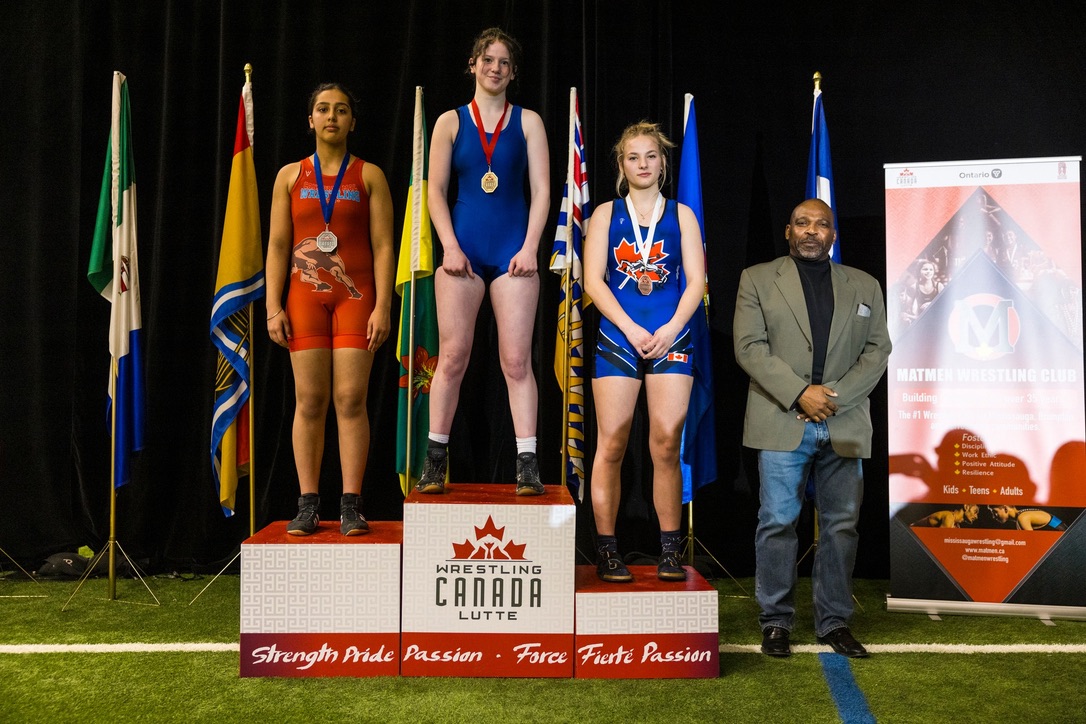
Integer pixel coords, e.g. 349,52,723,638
614,237,670,287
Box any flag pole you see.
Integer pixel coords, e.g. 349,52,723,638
245,63,257,537
108,360,118,599
676,93,737,590
67,351,160,608
402,86,424,495
68,71,158,609
405,266,417,493
798,70,825,579
192,64,263,605
812,70,825,564
247,302,256,536
682,93,699,567
558,87,577,490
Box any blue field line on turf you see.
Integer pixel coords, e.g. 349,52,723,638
820,652,876,724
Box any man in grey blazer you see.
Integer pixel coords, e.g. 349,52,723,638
734,199,891,658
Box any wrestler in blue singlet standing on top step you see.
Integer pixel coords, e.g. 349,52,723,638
418,27,550,497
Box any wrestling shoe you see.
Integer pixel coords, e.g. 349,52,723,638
340,493,369,536
656,551,687,581
596,549,634,583
286,494,320,536
415,447,447,494
515,452,544,496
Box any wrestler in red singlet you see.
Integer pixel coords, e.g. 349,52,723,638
285,156,376,351
265,82,395,538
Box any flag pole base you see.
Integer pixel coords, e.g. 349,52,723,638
61,540,160,611
680,535,751,598
187,548,241,606
0,544,49,598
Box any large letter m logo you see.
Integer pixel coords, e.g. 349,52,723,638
953,296,1016,360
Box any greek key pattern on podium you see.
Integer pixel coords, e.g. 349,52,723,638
241,544,400,633
575,591,718,634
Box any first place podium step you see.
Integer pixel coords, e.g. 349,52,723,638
401,483,577,677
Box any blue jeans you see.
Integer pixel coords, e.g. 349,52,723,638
755,421,863,637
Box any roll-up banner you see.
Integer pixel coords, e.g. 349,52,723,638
884,157,1086,618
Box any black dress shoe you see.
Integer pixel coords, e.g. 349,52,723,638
817,627,869,658
760,626,791,657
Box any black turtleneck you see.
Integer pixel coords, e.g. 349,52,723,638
793,255,834,385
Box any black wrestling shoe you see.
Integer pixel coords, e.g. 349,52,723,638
596,549,634,583
415,447,447,494
286,494,320,536
656,551,687,581
339,493,369,536
761,626,792,658
515,452,544,496
818,627,869,658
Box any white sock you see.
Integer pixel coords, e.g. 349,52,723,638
516,436,537,455
428,432,450,445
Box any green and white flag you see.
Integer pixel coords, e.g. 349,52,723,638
87,71,145,488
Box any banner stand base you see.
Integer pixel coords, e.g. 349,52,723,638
887,595,1086,621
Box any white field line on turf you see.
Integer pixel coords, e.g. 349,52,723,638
721,644,1086,654
0,643,237,653
3,643,1086,655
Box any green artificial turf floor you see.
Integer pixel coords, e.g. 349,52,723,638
2,573,1084,723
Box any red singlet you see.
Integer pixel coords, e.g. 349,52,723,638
285,156,376,351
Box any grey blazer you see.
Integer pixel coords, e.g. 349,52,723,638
734,256,891,458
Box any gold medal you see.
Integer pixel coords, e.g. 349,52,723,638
638,275,653,296
471,100,509,197
316,230,338,253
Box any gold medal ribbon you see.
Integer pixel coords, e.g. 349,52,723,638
470,99,510,188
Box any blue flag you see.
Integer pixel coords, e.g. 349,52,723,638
676,94,717,504
806,84,840,262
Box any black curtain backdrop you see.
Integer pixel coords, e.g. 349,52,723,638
2,1,1084,578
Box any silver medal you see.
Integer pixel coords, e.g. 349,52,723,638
316,230,338,253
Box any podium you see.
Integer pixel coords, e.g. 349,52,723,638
239,521,403,677
401,484,577,677
239,482,720,679
573,565,719,678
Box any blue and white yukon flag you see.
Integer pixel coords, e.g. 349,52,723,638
87,71,146,488
806,78,840,263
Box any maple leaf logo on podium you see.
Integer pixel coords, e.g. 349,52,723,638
451,515,528,560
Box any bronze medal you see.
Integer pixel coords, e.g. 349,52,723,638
481,170,499,194
638,275,653,295
316,230,338,253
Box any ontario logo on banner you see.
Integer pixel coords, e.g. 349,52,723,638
884,157,1086,617
401,486,576,676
